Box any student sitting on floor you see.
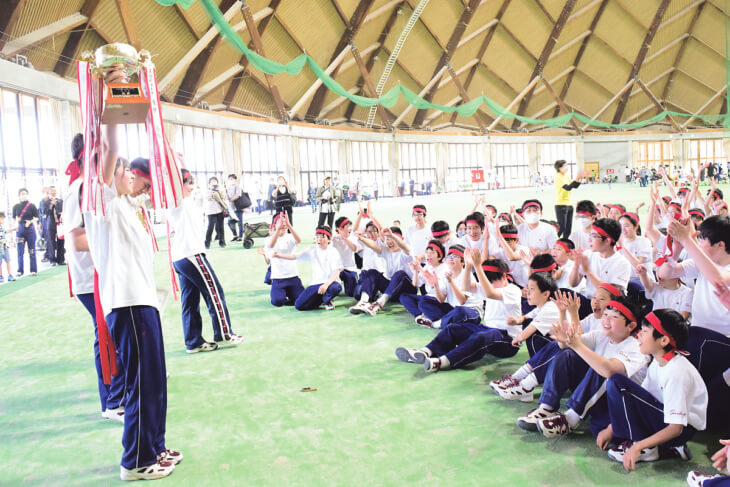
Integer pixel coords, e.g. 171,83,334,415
518,199,558,255
515,296,648,438
405,204,430,257
635,263,692,319
431,220,460,251
393,254,522,373
570,199,599,251
459,211,489,260
492,223,530,288
508,271,560,357
272,225,343,311
400,240,448,327
332,216,359,297
603,309,706,471
349,226,412,315
266,213,304,307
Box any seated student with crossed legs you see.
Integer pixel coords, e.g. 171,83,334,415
266,212,304,307
400,240,449,327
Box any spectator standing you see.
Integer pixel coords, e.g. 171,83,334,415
13,188,39,276
267,177,276,214
205,177,227,249
316,176,338,228
226,174,244,242
44,186,64,265
273,175,294,223
38,187,50,262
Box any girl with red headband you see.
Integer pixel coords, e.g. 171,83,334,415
518,199,558,255
569,218,631,299
517,297,648,440
266,212,304,307
332,216,359,297
570,200,599,250
604,309,706,471
618,212,653,291
273,225,343,311
395,251,522,372
493,224,531,288
399,240,448,327
168,169,243,353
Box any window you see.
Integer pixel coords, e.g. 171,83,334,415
239,133,285,200
173,124,223,187
687,139,726,177
538,143,576,184
398,143,437,193
349,141,389,198
298,138,338,199
637,141,672,173
446,143,481,191
492,143,529,188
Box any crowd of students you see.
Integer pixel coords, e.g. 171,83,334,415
261,176,730,486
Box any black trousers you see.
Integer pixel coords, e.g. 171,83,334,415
318,211,334,228
555,205,573,239
205,213,225,246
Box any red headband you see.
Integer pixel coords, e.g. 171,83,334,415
523,202,541,211
413,207,426,214
607,300,636,324
338,218,351,229
501,233,518,239
717,201,729,210
447,247,464,258
599,283,622,297
316,228,331,238
432,229,450,237
593,225,614,244
465,219,479,226
556,241,572,253
645,312,687,361
623,212,639,224
678,187,690,194
576,210,595,217
688,210,705,219
712,191,722,200
482,265,506,273
131,168,150,179
668,202,681,211
533,262,557,273
427,242,444,258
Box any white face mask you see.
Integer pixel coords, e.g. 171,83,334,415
524,213,540,224
577,217,592,228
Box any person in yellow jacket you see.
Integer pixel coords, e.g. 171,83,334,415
554,160,589,238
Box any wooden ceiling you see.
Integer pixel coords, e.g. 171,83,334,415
1,0,728,133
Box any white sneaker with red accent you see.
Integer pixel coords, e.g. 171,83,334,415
415,315,433,328
607,441,659,463
423,357,442,373
686,471,721,487
537,413,572,438
158,449,183,465
496,381,534,402
488,373,513,392
120,460,175,481
101,407,125,423
517,405,556,431
365,302,383,316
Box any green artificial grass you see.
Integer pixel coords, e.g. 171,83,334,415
1,182,727,486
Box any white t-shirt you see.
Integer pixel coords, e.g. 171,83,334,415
460,234,485,253
418,262,448,297
447,270,485,311
359,238,385,273
641,355,707,429
441,235,461,251
85,182,158,315
483,283,523,337
645,283,693,316
494,245,530,288
570,228,592,250
680,260,730,335
581,331,649,382
554,260,574,289
297,245,343,285
405,224,431,256
518,221,558,253
380,248,413,280
622,236,653,279
332,234,358,272
63,179,94,295
167,196,207,262
266,234,299,279
580,314,601,334
526,301,560,335
582,250,631,298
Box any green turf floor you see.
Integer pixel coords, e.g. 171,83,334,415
1,182,727,486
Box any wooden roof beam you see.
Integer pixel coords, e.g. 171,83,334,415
661,2,705,106
423,96,461,126
581,78,634,130
0,0,25,51
1,12,87,57
658,0,706,32
289,47,350,119
487,76,539,131
115,0,140,50
320,88,359,117
222,0,281,110
274,13,305,53
404,0,446,50
447,64,485,131
176,4,200,40
611,0,671,124
304,0,376,122
350,42,391,130
511,0,577,129
53,0,102,77
539,73,580,133
457,19,498,49
636,77,680,131
411,0,484,128
393,65,448,126
533,0,554,23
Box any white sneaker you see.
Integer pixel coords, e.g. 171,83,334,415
365,302,382,316
686,471,721,487
414,314,433,328
120,460,175,481
324,301,335,311
496,381,534,402
517,405,556,431
217,334,244,346
157,449,183,465
488,373,513,393
607,441,659,463
423,357,442,373
395,347,427,364
348,301,368,315
101,407,125,423
186,341,218,354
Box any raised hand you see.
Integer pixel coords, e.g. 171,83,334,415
550,289,570,311
422,269,439,287
712,281,730,312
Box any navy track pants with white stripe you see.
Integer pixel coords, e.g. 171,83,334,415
426,323,518,369
107,305,166,470
173,254,233,349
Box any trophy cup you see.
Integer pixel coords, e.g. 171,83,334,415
92,43,150,124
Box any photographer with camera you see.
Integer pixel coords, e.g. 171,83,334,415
316,176,339,228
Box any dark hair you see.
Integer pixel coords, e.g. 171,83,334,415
499,224,519,239
497,212,513,224
698,215,730,255
708,188,724,200
556,237,575,250
522,199,543,212
641,308,689,352
528,272,558,294
365,221,378,231
181,168,192,182
431,220,449,235
530,253,556,271
576,200,598,216
689,207,705,220
71,133,84,160
554,159,567,171
413,204,427,215
611,204,626,213
18,188,28,196
448,243,465,259
209,176,218,184
335,216,351,229
425,239,446,262
456,219,466,229
0,212,5,218
390,226,403,237
619,213,642,236
130,157,150,178
316,225,332,239
485,204,497,215
482,258,510,283
228,174,237,179
464,212,485,229
606,295,647,326
593,218,621,245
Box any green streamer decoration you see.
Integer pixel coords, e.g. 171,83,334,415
161,0,730,131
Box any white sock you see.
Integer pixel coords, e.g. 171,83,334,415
420,347,432,357
438,355,450,369
564,409,581,428
415,314,425,320
377,294,390,305
512,364,533,381
539,403,556,412
432,319,441,328
520,373,538,391
360,292,369,303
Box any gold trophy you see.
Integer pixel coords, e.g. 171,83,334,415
88,43,150,124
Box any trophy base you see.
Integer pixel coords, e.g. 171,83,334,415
102,103,149,124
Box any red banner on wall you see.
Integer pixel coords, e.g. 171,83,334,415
471,169,485,183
